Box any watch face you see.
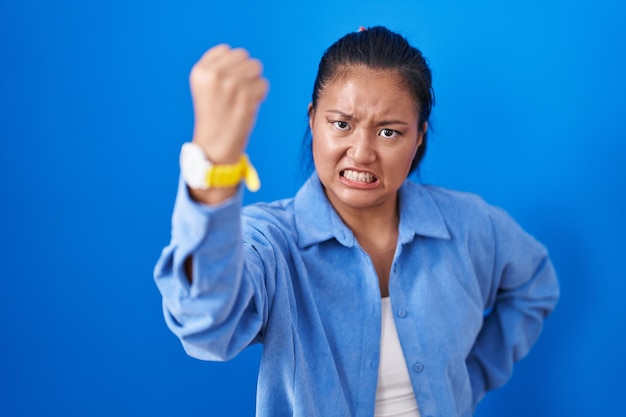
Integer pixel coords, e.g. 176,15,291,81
180,142,211,189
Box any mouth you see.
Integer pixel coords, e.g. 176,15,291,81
340,169,378,184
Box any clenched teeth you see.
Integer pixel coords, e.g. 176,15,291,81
342,169,376,183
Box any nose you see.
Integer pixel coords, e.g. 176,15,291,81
347,130,376,164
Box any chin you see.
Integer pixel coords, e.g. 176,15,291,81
333,189,389,210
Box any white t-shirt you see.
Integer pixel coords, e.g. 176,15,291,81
374,297,421,417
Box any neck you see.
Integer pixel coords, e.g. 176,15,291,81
331,195,400,250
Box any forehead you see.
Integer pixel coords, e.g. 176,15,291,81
317,67,417,119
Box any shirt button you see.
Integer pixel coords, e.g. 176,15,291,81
413,362,424,373
396,309,407,318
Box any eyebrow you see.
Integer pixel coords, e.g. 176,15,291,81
325,109,409,127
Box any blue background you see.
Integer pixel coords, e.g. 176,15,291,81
1,0,625,415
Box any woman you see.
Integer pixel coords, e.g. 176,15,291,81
154,26,559,417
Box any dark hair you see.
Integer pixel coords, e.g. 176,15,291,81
303,26,434,176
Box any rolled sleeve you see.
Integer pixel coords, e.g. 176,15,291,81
153,178,265,361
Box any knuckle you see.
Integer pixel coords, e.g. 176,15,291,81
190,65,218,87
249,59,263,74
256,79,270,98
232,47,250,59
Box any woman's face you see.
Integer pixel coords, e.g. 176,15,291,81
309,67,424,216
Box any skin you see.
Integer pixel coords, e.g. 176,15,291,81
309,67,425,296
188,44,269,205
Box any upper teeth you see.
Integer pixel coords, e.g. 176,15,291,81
343,170,374,183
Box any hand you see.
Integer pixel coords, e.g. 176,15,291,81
189,44,269,164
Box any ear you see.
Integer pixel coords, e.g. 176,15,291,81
307,103,314,130
417,121,428,148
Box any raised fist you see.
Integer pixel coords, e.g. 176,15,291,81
189,44,269,164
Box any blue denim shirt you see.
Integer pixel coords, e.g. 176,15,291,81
154,173,559,417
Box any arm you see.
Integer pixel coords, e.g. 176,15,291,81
153,180,269,361
466,206,560,407
153,45,270,360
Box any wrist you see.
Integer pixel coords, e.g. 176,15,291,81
191,131,243,164
179,142,260,192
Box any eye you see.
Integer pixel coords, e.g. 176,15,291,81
379,128,399,138
332,121,350,131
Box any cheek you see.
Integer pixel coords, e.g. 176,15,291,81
391,140,420,177
409,143,419,164
311,129,321,157
311,129,327,169
311,126,332,158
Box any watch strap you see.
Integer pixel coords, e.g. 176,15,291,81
205,154,261,192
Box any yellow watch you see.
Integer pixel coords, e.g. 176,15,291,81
179,142,260,191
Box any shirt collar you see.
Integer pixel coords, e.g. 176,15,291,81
294,173,450,249
397,179,451,244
